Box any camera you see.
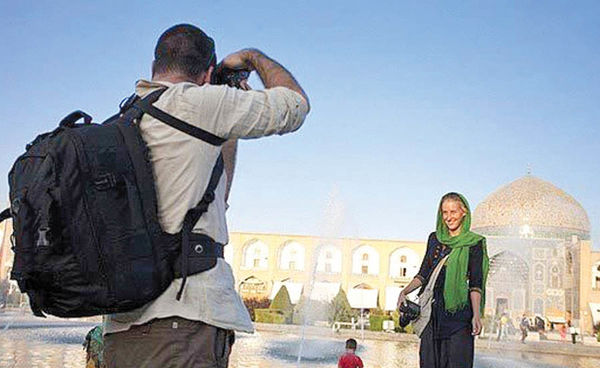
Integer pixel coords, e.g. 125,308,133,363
398,300,420,328
212,65,250,89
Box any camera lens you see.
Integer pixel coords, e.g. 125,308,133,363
399,315,412,328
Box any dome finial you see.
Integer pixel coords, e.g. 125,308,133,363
526,164,532,176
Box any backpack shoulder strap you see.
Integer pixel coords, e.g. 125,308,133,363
176,153,224,300
133,89,226,146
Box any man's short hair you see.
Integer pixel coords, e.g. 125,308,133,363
345,338,357,350
153,24,215,79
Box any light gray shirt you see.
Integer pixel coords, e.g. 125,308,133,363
104,79,308,334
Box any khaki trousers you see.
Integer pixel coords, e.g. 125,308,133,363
104,317,234,368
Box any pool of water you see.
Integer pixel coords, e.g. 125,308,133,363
1,323,599,367
229,333,599,368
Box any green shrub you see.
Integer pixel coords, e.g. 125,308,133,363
391,310,400,330
242,297,271,321
270,286,293,314
255,309,289,324
329,289,358,323
369,315,390,331
394,325,414,333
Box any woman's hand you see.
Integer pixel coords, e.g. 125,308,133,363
396,291,408,310
471,316,482,336
396,278,423,311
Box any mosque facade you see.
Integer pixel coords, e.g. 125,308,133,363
0,175,599,333
471,175,600,333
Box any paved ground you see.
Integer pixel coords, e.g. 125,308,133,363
254,322,600,359
1,309,598,361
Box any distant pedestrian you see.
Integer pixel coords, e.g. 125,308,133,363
496,317,502,341
498,313,508,341
519,314,529,343
536,317,547,340
568,320,577,344
559,324,567,341
338,338,364,368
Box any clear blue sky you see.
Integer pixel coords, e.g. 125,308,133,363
1,1,599,248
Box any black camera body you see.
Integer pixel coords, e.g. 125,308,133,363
212,66,250,88
398,300,421,328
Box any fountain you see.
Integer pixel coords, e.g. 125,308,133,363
1,180,600,367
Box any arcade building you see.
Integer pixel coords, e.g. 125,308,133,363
0,175,599,333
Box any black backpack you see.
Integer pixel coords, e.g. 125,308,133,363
0,88,226,317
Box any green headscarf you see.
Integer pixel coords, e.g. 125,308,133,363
436,193,489,316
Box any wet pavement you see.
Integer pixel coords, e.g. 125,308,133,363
1,311,599,367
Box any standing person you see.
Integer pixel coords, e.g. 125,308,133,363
397,192,489,368
520,314,530,343
568,320,578,344
102,24,310,368
536,316,547,340
496,316,502,341
338,338,364,368
500,313,509,340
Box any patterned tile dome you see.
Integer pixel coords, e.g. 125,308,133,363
472,175,591,239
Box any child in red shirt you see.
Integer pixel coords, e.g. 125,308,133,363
338,338,364,368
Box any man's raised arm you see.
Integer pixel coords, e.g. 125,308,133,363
219,48,310,111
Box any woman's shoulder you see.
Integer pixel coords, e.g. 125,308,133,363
469,236,486,253
475,233,486,246
426,232,440,249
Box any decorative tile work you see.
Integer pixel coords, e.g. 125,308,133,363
472,175,590,235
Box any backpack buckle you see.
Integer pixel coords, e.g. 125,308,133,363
94,173,118,191
36,227,50,247
119,94,139,113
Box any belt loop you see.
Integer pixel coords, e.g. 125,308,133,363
140,321,152,335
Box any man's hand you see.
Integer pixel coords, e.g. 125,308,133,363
218,48,310,110
472,316,483,336
219,49,255,71
239,79,252,91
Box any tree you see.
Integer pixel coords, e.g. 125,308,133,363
270,285,293,314
329,289,358,323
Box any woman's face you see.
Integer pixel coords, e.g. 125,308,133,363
441,199,466,233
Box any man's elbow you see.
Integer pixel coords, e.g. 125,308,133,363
303,95,311,114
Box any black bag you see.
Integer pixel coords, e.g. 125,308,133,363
0,89,226,317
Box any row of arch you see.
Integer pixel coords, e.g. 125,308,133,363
233,240,420,278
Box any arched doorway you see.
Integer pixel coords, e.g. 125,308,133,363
487,251,529,317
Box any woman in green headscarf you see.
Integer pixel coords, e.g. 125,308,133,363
397,192,489,368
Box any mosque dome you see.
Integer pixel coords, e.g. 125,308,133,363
471,175,591,240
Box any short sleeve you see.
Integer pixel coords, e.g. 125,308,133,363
357,356,364,368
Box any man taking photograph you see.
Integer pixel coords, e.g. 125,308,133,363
103,24,309,368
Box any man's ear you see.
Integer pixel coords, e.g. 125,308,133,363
151,61,156,78
203,66,214,85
